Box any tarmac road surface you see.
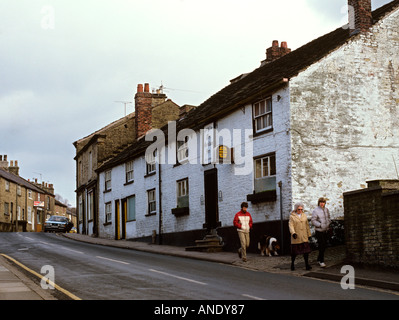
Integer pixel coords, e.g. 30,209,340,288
0,232,398,300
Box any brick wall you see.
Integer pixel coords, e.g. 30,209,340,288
344,180,399,268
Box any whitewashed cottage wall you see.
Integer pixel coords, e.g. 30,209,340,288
289,8,399,218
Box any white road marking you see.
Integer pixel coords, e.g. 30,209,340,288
96,256,130,265
149,269,207,286
60,247,84,254
242,294,267,300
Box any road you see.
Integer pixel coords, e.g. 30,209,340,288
0,232,398,300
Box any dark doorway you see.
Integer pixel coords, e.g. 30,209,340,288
203,168,220,231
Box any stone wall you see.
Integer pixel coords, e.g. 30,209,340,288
344,180,399,268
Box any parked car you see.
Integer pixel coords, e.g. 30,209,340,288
44,215,74,233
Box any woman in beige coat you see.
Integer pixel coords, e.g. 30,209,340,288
289,202,312,271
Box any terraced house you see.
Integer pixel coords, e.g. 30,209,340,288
0,155,55,232
73,84,182,236
80,0,399,252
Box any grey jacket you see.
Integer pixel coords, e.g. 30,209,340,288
311,206,331,232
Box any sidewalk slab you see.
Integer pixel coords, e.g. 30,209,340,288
0,255,57,300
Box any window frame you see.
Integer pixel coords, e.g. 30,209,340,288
253,97,273,134
105,170,112,191
176,178,189,208
105,202,112,223
125,160,134,183
147,189,156,215
146,150,157,175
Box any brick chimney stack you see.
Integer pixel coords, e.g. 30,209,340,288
348,0,372,34
135,83,154,139
0,155,8,169
262,41,291,66
134,83,168,139
9,160,19,176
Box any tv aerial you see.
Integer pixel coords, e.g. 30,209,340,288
114,101,133,116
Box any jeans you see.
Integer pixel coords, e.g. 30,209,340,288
315,231,328,263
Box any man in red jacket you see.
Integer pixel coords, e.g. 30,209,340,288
233,202,253,262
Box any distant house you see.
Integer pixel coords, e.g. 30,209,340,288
93,0,398,249
73,85,182,236
0,155,56,232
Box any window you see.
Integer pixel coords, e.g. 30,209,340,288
4,202,9,215
78,195,83,223
5,181,9,192
125,161,134,183
147,189,156,215
177,137,189,163
88,151,93,179
127,196,136,221
88,191,94,221
253,98,272,133
105,202,112,223
28,189,32,199
105,170,112,191
146,150,156,175
27,206,32,224
176,178,189,208
254,154,276,193
17,186,21,196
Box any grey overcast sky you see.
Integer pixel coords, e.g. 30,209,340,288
0,0,392,206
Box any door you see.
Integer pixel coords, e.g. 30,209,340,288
121,198,127,240
203,168,220,231
115,200,120,240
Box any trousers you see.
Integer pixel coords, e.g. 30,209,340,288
238,231,250,260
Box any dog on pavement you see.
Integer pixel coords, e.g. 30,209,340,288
258,235,280,256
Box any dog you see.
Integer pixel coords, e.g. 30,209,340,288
258,235,280,256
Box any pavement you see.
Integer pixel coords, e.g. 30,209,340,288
0,254,56,300
1,232,398,300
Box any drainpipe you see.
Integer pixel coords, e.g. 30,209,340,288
278,181,284,254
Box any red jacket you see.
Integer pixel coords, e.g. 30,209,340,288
233,210,253,233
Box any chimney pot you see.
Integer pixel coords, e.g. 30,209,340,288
10,161,13,166
137,84,143,93
144,83,150,93
264,40,291,64
4,155,7,161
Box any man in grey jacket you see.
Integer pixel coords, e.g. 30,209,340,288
311,197,331,267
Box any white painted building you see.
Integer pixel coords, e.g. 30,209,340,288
95,0,399,249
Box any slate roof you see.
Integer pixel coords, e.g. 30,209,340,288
97,0,399,173
0,168,45,194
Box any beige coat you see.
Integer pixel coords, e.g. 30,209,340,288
289,212,312,244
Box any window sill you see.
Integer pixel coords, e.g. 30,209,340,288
247,190,277,204
253,127,273,138
144,172,156,178
171,207,190,217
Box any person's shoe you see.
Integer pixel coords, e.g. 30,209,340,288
242,258,247,262
318,261,326,268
